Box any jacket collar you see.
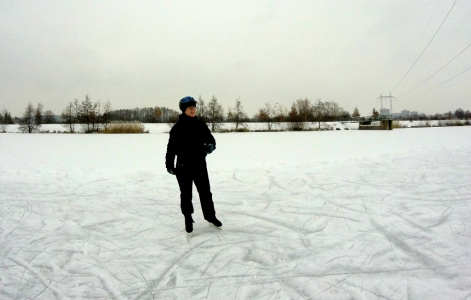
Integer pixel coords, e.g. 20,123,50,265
179,113,199,123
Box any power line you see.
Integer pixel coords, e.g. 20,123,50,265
420,3,471,69
391,0,443,85
398,42,471,97
402,64,471,100
390,0,458,93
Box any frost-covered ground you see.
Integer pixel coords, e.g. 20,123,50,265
1,127,471,299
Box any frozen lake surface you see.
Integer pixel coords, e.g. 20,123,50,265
1,127,471,299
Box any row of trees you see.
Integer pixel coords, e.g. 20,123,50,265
0,109,14,133
17,103,64,133
61,95,113,133
9,95,182,133
256,99,351,131
1,107,57,132
6,95,471,133
193,96,356,132
60,95,241,132
18,103,44,133
108,107,179,123
426,109,471,121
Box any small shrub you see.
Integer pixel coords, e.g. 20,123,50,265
236,127,250,132
217,128,233,133
286,121,305,131
102,121,146,134
219,127,251,133
288,126,304,131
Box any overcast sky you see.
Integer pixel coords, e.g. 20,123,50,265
1,0,470,117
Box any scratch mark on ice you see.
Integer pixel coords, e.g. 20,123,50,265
7,255,70,300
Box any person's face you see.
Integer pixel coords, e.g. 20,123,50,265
185,106,196,117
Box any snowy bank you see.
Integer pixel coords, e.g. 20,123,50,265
2,120,470,134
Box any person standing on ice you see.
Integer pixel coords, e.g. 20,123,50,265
165,96,222,233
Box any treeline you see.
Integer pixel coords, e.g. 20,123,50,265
255,99,352,131
7,95,181,133
108,107,179,123
0,109,15,133
60,96,179,133
406,108,471,121
61,95,112,133
3,94,470,133
189,96,353,131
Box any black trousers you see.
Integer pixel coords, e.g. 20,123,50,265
176,162,216,219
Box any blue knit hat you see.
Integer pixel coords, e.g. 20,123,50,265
179,96,197,112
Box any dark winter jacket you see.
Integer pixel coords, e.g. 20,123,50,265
165,114,216,169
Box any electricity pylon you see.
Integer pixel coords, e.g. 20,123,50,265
377,93,395,116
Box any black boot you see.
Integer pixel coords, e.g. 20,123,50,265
206,217,222,228
185,215,194,233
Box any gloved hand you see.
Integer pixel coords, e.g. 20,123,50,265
167,167,177,175
205,143,215,154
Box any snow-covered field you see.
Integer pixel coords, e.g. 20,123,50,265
1,127,471,299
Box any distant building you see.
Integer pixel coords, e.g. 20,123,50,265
392,113,402,119
401,110,410,118
384,109,425,120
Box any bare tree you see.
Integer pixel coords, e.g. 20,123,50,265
80,94,95,133
91,100,102,132
257,102,281,131
197,96,209,122
101,101,112,131
313,99,325,129
62,99,79,132
323,101,343,121
34,103,43,129
295,98,314,122
207,95,224,132
19,103,36,133
227,97,247,131
287,104,305,131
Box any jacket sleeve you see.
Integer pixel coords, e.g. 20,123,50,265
165,127,177,169
203,122,216,150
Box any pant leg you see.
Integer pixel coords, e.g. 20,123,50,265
176,166,194,216
193,163,216,220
